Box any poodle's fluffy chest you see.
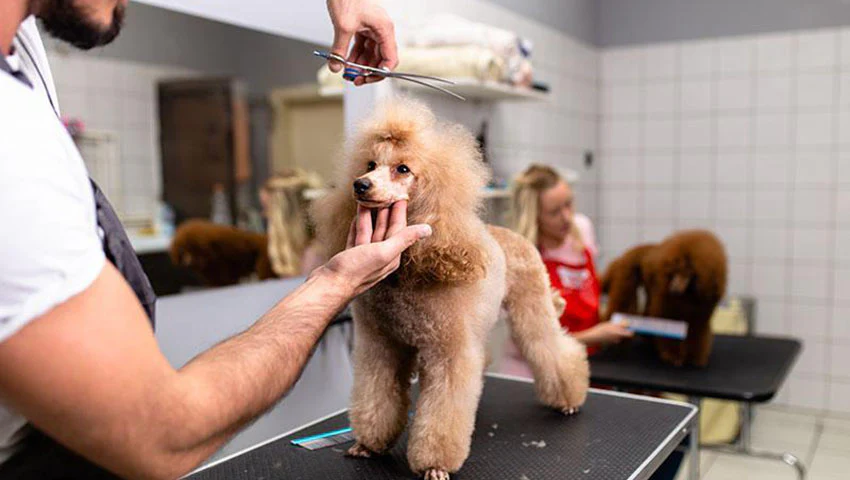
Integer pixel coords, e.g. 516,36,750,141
354,236,506,350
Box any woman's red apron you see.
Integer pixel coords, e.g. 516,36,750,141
543,248,601,355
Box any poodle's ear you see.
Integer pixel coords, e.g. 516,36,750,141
401,222,489,284
310,186,357,259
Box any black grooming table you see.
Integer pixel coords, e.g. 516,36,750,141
187,375,695,480
590,334,801,402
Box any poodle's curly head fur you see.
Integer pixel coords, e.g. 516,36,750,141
313,98,492,284
345,98,489,220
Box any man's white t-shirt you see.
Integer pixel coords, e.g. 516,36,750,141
0,42,106,463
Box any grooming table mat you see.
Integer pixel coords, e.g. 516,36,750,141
591,335,801,402
187,375,695,480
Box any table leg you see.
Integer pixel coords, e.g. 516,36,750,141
738,402,751,452
688,396,700,480
702,402,807,480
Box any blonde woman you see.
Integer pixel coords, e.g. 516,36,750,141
260,171,326,277
502,165,632,377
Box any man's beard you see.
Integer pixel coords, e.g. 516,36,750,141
39,0,125,50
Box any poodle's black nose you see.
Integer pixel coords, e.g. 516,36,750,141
353,178,372,195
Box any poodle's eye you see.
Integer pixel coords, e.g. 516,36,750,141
396,164,411,174
367,161,377,172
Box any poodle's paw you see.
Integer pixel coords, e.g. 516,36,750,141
346,443,375,458
561,406,581,416
536,347,590,413
423,468,450,480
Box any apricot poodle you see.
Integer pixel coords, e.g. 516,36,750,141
312,99,589,479
601,230,727,367
169,219,275,287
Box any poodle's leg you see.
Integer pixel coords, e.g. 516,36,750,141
653,337,686,367
686,317,714,367
503,280,589,413
347,317,414,457
407,344,485,478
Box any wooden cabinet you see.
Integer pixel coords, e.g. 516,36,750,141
158,78,252,224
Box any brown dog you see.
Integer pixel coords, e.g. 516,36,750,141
312,99,589,479
169,219,275,287
601,230,727,367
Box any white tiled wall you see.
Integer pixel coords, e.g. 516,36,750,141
598,27,850,413
44,46,207,222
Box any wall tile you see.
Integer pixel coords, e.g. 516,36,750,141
756,33,794,72
792,227,834,263
680,40,714,78
796,30,838,71
642,153,675,186
644,83,677,116
715,223,750,259
787,374,828,410
715,188,751,223
753,152,792,187
753,225,789,260
680,117,713,149
839,71,850,109
791,264,831,301
717,114,752,149
752,261,788,297
829,343,850,380
728,259,752,296
643,44,678,80
601,188,640,220
643,118,676,150
642,188,675,220
755,299,788,335
680,79,712,113
754,113,792,150
796,72,836,109
715,38,755,75
832,304,850,342
833,267,850,303
678,153,713,185
602,84,641,116
602,48,643,84
796,111,835,147
677,187,712,220
601,119,641,151
793,188,833,225
717,76,754,110
842,27,850,67
794,151,836,188
752,189,789,224
829,380,850,414
789,337,828,375
755,74,793,110
600,154,640,185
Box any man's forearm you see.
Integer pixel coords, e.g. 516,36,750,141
164,269,353,468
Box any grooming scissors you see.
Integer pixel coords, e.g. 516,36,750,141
313,50,466,101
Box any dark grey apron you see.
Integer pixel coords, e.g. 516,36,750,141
0,54,156,479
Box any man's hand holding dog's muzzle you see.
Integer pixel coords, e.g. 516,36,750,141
315,201,431,297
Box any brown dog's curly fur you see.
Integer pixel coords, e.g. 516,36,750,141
601,230,728,367
312,99,589,479
169,219,275,287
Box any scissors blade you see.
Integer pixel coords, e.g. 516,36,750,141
312,50,465,100
380,71,456,85
391,75,466,101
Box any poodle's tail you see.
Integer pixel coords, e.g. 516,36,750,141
487,226,589,411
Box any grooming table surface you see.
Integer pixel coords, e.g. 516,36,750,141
590,335,801,402
187,376,695,480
